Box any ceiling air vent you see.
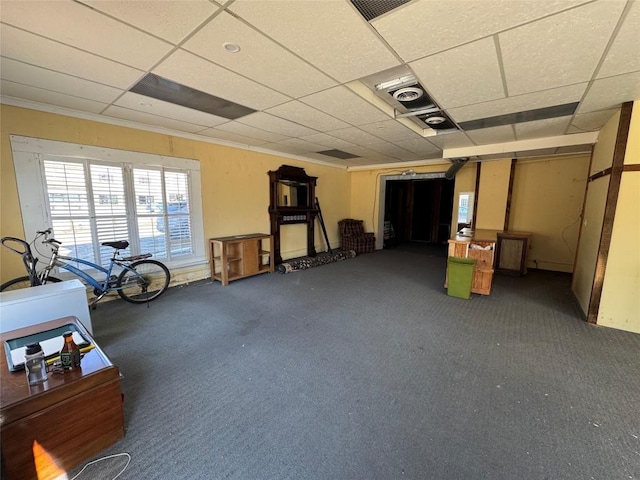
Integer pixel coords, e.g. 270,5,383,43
130,73,256,120
317,149,360,160
350,0,412,21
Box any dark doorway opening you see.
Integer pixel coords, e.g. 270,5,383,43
384,178,454,255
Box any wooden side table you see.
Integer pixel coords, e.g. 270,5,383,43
1,316,124,480
209,234,274,286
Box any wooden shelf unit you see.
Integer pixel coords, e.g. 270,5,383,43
210,234,274,286
447,230,497,295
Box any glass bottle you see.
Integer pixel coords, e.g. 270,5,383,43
60,331,81,370
25,342,48,385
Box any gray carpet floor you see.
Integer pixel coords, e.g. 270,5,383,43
70,246,640,480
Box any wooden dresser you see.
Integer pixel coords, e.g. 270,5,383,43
1,316,124,480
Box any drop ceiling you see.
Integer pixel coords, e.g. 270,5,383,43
1,0,639,168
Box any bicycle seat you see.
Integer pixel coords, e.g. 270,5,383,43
101,240,129,250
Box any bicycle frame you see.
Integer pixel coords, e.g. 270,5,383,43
51,255,129,294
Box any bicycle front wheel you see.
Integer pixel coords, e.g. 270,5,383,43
0,276,61,292
116,260,170,303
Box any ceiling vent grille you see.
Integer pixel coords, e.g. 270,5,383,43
458,103,579,130
317,149,360,160
130,73,256,120
350,0,411,21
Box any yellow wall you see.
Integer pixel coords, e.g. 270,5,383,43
509,155,590,272
475,159,511,230
598,103,640,333
572,111,620,315
0,105,350,282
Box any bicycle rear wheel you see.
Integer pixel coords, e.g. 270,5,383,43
0,276,61,292
116,259,170,303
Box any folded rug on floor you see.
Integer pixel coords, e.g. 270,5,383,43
277,250,357,273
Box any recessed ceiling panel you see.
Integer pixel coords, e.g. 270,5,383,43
215,122,291,143
82,0,220,45
371,0,591,61
358,120,420,142
316,149,360,160
500,1,625,96
103,105,208,133
569,110,618,133
153,49,289,111
237,112,317,137
515,117,572,141
115,92,229,127
0,57,121,104
183,12,336,98
228,0,400,82
0,24,143,89
465,125,516,145
1,0,173,70
410,37,505,109
597,0,640,78
130,73,255,120
265,101,350,132
577,71,640,113
300,86,391,126
459,103,578,131
1,80,108,113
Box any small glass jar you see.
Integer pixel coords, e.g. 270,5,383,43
25,342,48,385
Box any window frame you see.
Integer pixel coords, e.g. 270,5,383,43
10,135,205,270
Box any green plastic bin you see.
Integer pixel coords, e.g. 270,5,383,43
447,257,476,299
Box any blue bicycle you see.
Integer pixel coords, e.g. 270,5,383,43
1,228,170,306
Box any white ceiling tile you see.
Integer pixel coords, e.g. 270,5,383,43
423,132,475,150
569,109,618,133
578,71,640,113
1,0,173,70
411,37,505,109
274,138,327,153
300,86,391,126
358,120,421,142
303,153,355,167
0,57,122,103
183,12,336,98
0,24,144,89
1,80,108,113
81,0,220,45
198,128,270,146
448,83,587,122
392,138,442,157
114,92,228,128
324,127,389,146
372,0,591,61
515,117,571,140
500,1,625,96
465,125,516,145
597,0,640,78
153,49,289,110
102,105,206,133
344,146,402,164
366,143,421,161
259,142,307,156
298,133,359,151
237,112,317,137
228,0,400,82
265,101,350,132
215,122,291,143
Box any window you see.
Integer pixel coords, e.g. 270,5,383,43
10,136,205,270
457,192,474,227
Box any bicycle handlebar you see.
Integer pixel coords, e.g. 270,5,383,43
0,236,31,256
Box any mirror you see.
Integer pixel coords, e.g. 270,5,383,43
277,180,309,207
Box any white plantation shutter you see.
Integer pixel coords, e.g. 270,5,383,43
11,136,204,271
41,159,194,268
